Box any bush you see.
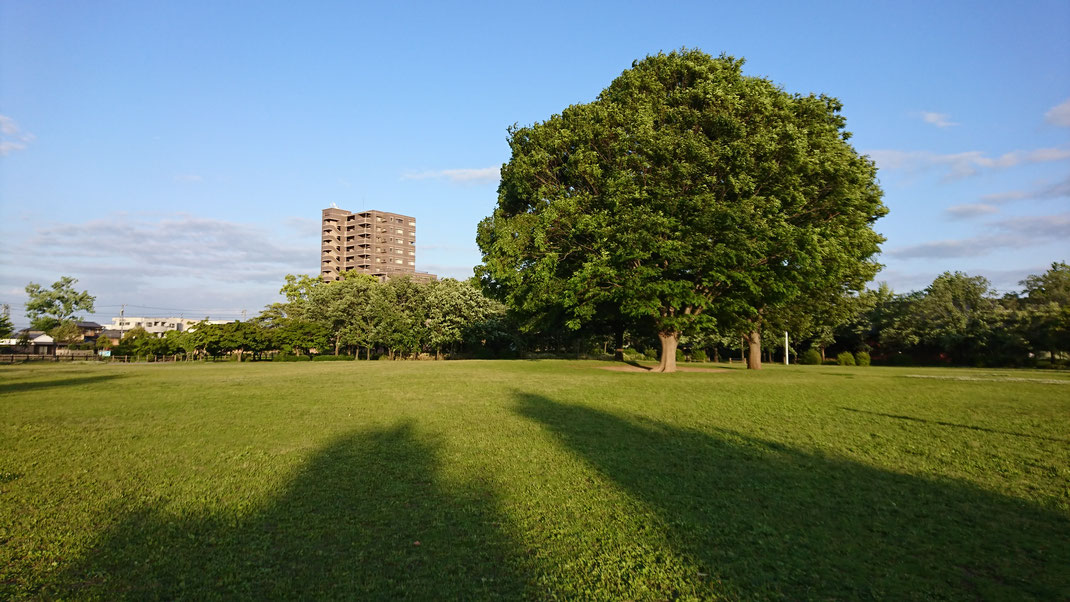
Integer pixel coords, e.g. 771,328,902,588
312,354,355,361
800,349,822,365
675,349,686,362
855,351,871,366
643,349,658,361
622,348,644,361
273,353,311,362
837,351,856,366
691,349,707,362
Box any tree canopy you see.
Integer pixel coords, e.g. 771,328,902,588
24,276,96,331
477,49,886,372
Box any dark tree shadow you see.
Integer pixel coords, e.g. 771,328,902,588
0,374,123,395
45,422,529,600
841,407,1070,444
516,393,1070,600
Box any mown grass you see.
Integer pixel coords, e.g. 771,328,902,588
1,361,1068,600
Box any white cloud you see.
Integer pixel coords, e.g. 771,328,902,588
980,175,1070,204
867,147,1070,179
945,203,999,219
16,213,317,283
1045,98,1070,127
919,111,958,128
947,175,1070,218
888,213,1070,258
0,115,35,156
402,166,500,184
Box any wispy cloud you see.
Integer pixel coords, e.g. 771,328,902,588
889,213,1070,258
980,175,1070,204
947,175,1070,218
867,147,1070,179
0,115,35,156
402,166,500,184
1045,98,1070,127
945,203,999,219
17,213,316,283
919,111,958,128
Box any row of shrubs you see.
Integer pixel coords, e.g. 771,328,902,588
272,354,353,362
798,350,871,366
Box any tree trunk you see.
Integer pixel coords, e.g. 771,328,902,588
820,345,826,362
613,323,625,361
653,331,679,373
436,347,442,361
713,347,719,363
334,337,340,356
747,331,762,370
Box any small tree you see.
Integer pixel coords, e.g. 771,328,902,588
25,277,96,331
0,313,13,339
48,320,82,344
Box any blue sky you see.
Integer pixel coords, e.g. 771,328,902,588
1,1,1068,326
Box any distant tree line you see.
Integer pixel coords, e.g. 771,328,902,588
595,262,1069,368
16,261,1068,368
103,274,512,361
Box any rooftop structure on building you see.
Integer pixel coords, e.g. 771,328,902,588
320,206,437,283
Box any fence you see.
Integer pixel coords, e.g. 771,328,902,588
0,354,191,364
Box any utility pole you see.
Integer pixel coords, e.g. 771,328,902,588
119,304,126,339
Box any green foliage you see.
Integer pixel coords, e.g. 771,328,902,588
855,351,871,366
24,277,96,331
311,354,355,361
477,49,886,371
800,349,822,365
272,353,311,362
837,351,856,366
47,321,82,344
675,349,685,363
0,314,13,339
691,349,707,362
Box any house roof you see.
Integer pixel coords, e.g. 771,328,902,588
76,321,102,329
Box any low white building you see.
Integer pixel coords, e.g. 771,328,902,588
0,331,58,355
106,316,234,337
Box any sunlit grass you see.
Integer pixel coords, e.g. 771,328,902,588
2,361,1068,599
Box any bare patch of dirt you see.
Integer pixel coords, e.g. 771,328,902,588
598,364,730,373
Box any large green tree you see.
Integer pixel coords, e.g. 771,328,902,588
24,276,96,331
1018,261,1070,361
477,50,886,372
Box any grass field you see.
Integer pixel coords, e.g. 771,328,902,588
2,360,1068,600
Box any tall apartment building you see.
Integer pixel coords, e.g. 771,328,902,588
320,206,437,283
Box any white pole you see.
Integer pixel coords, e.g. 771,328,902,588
784,331,789,365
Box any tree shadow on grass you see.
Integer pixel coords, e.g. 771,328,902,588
515,393,1070,600
0,373,123,395
46,422,529,600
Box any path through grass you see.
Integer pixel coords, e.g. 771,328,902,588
2,361,1068,599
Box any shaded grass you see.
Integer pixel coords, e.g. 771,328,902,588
1,361,1068,599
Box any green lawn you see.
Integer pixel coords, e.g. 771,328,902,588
2,360,1068,600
